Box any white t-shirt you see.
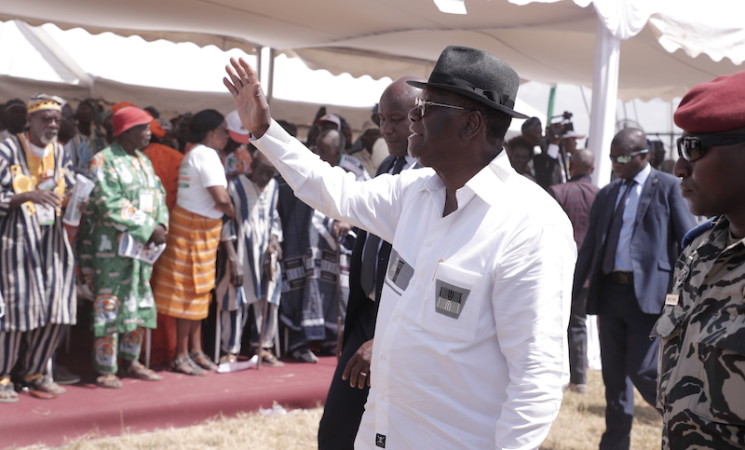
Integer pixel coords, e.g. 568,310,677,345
177,144,227,219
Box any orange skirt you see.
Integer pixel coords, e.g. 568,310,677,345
153,206,222,320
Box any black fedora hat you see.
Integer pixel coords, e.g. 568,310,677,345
408,46,528,119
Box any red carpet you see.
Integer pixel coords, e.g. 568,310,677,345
0,356,336,448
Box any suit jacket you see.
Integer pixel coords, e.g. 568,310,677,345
533,147,569,190
342,155,398,345
573,167,696,315
548,174,599,248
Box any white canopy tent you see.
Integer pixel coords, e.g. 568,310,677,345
1,0,743,182
0,19,546,136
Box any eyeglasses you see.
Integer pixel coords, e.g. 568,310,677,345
676,134,745,162
414,97,466,117
609,149,649,164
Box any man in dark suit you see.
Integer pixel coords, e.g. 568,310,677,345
317,75,424,450
548,148,599,394
573,128,695,450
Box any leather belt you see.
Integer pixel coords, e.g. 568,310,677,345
607,271,634,285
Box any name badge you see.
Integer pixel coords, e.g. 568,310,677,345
385,249,414,293
664,294,679,306
36,204,56,226
434,280,470,319
139,191,154,213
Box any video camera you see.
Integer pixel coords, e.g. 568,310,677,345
548,111,574,140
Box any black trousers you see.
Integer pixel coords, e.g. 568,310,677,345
568,287,589,385
597,281,660,450
317,318,371,450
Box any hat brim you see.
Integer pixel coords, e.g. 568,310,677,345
113,117,152,136
229,130,250,144
563,131,586,139
407,80,528,119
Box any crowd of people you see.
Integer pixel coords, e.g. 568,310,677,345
1,44,745,450
0,92,380,399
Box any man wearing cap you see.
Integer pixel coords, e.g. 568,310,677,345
225,46,575,449
78,105,168,389
573,127,695,449
348,121,387,176
224,110,254,178
653,70,745,449
533,123,585,190
0,94,77,402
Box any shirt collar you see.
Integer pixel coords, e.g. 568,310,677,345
421,149,511,208
630,163,651,187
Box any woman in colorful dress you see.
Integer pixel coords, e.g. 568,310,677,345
153,109,234,376
78,105,169,389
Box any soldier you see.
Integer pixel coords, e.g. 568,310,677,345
653,70,745,449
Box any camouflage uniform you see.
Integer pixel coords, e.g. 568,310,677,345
653,216,745,449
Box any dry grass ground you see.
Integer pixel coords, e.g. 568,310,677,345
17,370,661,450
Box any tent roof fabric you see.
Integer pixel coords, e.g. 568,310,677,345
1,0,744,101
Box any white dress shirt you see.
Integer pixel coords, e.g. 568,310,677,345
255,120,576,449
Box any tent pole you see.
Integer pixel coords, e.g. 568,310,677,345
266,48,276,105
588,17,621,187
256,45,264,84
546,84,557,125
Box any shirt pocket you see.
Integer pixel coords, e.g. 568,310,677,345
652,304,686,406
415,261,484,343
688,308,745,426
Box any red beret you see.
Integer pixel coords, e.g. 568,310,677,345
112,106,152,137
674,71,745,133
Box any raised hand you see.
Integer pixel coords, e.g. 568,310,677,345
223,57,272,139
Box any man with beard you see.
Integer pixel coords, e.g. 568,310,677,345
0,94,76,402
317,75,424,449
225,46,575,449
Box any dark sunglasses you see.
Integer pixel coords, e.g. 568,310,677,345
609,149,648,164
676,134,745,162
414,97,467,117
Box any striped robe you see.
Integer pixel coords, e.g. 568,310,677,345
0,134,76,331
215,175,282,311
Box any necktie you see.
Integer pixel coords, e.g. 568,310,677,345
359,157,407,300
601,179,635,274
392,155,407,174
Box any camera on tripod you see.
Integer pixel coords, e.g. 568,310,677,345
548,111,574,140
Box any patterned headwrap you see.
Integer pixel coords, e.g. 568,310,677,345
27,94,64,114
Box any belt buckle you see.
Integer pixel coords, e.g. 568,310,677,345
614,271,632,284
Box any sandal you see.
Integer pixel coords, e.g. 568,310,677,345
291,348,318,364
219,354,238,364
260,349,284,367
124,361,162,381
0,376,19,403
96,373,123,389
190,351,219,372
171,356,206,376
24,374,66,396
